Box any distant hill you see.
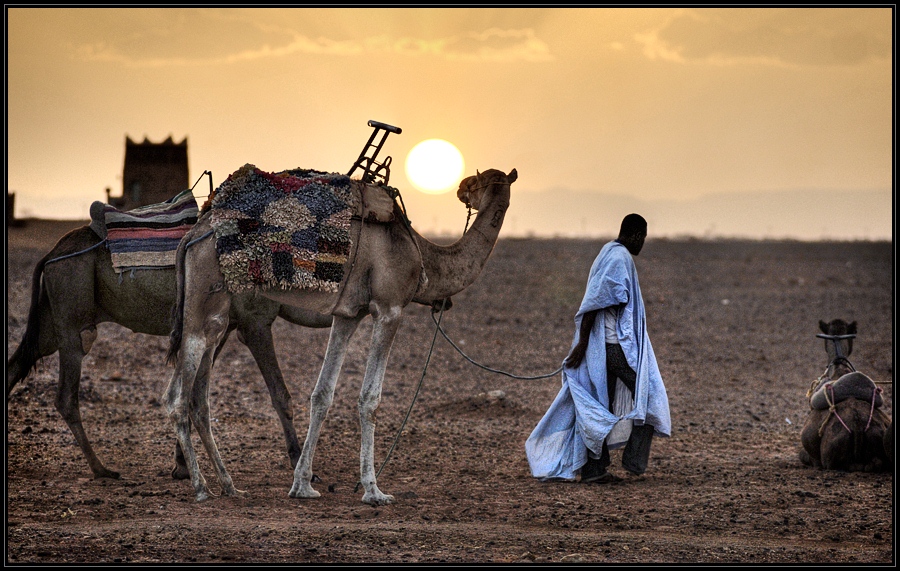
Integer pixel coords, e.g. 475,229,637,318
10,189,891,244
504,188,892,241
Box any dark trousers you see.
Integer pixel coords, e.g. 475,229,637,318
585,343,654,475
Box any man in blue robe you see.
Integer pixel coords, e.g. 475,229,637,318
525,213,671,483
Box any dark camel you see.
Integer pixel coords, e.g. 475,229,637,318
799,319,891,472
7,225,332,480
166,168,517,504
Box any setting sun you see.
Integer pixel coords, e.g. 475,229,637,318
405,139,465,195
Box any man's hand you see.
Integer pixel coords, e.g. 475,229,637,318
564,309,599,368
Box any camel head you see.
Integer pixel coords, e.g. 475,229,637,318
819,318,857,362
819,319,857,337
457,168,518,211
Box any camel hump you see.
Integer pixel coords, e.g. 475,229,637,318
89,201,108,239
358,183,396,223
809,371,882,410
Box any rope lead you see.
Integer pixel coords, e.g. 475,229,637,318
431,311,564,381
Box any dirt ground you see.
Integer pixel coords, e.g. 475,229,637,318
6,219,894,564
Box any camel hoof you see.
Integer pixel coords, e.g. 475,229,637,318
362,491,394,506
798,449,819,468
288,481,320,499
93,468,121,480
223,486,247,497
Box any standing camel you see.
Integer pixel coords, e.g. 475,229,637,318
166,167,517,504
7,225,332,480
799,319,891,472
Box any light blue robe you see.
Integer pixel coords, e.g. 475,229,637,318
525,241,671,481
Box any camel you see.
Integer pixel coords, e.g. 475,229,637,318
166,167,517,504
799,319,891,472
7,225,332,480
885,419,894,467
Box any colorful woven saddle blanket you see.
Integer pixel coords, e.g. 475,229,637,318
208,164,363,295
89,189,199,272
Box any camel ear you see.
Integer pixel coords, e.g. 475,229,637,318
819,320,828,334
848,321,857,334
507,168,517,183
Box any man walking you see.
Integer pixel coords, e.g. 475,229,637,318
526,213,671,483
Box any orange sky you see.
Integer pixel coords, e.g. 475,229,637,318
5,7,894,239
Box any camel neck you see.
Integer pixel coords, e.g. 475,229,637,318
411,182,510,303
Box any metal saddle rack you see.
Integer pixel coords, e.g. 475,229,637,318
347,120,402,186
816,332,857,372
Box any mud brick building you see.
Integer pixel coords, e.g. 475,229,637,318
106,135,189,211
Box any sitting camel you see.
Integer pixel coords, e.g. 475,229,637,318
166,166,517,504
7,224,332,480
799,319,891,472
885,419,894,467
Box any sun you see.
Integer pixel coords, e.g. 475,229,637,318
405,139,465,195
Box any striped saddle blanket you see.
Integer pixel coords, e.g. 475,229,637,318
91,189,199,272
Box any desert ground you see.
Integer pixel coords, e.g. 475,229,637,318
6,219,894,564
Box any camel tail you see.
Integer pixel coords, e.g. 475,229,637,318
166,237,189,366
8,253,53,393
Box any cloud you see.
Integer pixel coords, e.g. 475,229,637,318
69,11,552,67
71,33,363,67
633,8,890,68
444,28,553,62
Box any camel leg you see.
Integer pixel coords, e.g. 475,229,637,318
190,348,243,497
165,302,231,501
165,341,212,501
240,322,301,469
290,313,363,499
171,326,233,481
165,226,238,501
172,441,189,480
820,423,853,471
35,255,118,479
798,447,818,468
799,413,823,468
357,304,403,506
55,333,120,479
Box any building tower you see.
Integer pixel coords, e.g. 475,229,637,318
106,135,189,210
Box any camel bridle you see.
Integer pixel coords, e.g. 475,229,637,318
816,332,857,376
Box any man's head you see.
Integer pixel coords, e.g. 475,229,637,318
617,213,647,256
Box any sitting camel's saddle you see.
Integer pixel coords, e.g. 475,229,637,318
809,371,883,410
